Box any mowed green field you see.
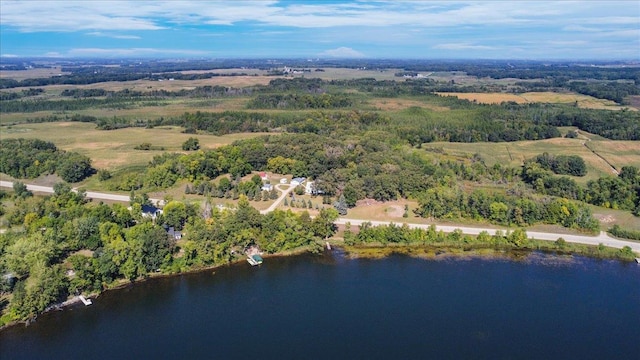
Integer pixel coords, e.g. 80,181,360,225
0,122,268,171
425,133,640,184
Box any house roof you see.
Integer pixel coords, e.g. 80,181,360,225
167,227,182,237
292,177,306,183
142,204,161,214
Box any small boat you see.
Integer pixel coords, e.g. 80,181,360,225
247,254,263,266
635,258,640,264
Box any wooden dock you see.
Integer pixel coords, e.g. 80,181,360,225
79,295,92,306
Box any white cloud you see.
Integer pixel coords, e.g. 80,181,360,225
319,47,365,58
0,54,19,58
2,1,637,32
86,32,141,39
433,43,496,51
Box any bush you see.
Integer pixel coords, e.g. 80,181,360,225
182,137,200,151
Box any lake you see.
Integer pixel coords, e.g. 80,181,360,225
1,250,639,359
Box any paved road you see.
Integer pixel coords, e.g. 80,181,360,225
1,180,638,254
0,181,163,205
336,218,640,253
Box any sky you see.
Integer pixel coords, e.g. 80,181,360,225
0,0,639,60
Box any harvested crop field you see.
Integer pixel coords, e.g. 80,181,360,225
436,91,634,110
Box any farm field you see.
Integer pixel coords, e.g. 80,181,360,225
0,122,268,170
425,135,640,184
436,91,636,110
0,66,70,80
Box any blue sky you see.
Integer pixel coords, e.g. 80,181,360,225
1,0,638,60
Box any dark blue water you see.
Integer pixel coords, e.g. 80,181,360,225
2,251,639,359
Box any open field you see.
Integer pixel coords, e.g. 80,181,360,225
0,67,401,93
0,66,70,80
425,134,640,184
369,97,450,111
0,122,268,170
436,91,635,110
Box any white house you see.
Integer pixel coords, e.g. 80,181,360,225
261,184,273,191
279,178,288,184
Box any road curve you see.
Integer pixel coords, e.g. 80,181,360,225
1,180,638,254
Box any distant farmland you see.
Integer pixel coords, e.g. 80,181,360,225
436,91,635,110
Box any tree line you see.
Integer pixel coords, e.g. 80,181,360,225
0,139,94,183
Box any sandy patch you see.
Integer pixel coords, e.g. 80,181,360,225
595,215,616,224
386,205,405,218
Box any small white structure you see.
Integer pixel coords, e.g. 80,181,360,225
261,184,273,191
279,178,288,184
79,295,92,306
305,181,314,195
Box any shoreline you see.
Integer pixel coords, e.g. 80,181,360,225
1,240,635,332
0,246,311,332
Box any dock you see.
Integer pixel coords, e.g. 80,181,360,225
247,254,263,266
635,258,640,264
79,295,92,306
326,241,332,250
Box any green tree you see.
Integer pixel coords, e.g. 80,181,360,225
162,201,188,230
312,208,339,239
12,181,32,199
333,194,348,216
182,137,200,151
57,153,94,183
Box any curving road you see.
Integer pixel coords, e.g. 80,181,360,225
1,180,638,254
